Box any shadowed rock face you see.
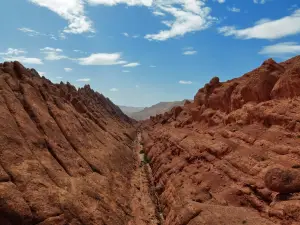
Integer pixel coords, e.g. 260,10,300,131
142,56,300,225
0,61,137,225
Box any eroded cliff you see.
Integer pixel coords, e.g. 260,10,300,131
141,56,300,225
0,61,144,225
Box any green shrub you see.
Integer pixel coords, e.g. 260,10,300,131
143,154,151,164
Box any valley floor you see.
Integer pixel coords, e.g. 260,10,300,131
127,132,163,225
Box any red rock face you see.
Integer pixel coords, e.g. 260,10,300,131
0,61,138,225
142,56,300,225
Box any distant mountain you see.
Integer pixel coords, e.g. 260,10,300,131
119,105,145,115
129,100,187,121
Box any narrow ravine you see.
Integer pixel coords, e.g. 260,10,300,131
127,131,164,225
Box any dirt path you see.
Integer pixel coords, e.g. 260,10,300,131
127,132,163,225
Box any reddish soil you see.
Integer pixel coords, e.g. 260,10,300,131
141,56,300,225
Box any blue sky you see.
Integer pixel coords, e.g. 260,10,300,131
1,0,300,107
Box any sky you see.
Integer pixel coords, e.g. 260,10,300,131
1,0,300,107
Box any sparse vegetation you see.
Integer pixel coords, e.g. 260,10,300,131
242,220,247,224
143,154,151,164
140,149,145,154
292,164,300,169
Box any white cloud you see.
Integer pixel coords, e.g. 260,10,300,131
18,27,65,40
153,11,165,16
253,0,268,4
73,49,87,54
214,0,225,3
227,6,240,13
40,47,68,60
123,62,140,67
123,32,129,37
1,48,43,65
87,0,152,6
110,88,119,92
145,1,216,41
122,33,139,38
29,0,94,34
179,80,192,84
2,56,43,65
77,78,91,82
122,70,130,72
259,42,300,57
29,0,214,40
18,27,42,36
78,53,127,65
0,48,27,56
218,9,300,40
254,18,271,25
64,68,73,72
56,76,63,79
182,47,197,55
183,50,197,55
150,65,156,67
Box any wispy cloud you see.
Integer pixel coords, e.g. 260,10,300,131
18,27,65,40
289,4,298,11
2,56,43,65
122,32,139,38
150,65,156,68
183,50,197,55
122,32,129,37
64,68,73,72
214,0,225,3
29,0,215,40
123,62,140,67
0,48,43,65
40,47,68,60
253,0,269,4
259,42,300,57
122,70,130,73
78,53,127,65
110,88,119,92
182,47,197,55
179,80,192,84
77,78,91,82
153,11,165,16
29,0,94,34
227,6,240,13
218,9,300,40
18,27,42,36
0,48,27,56
145,1,216,41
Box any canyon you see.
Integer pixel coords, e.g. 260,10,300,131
1,56,300,225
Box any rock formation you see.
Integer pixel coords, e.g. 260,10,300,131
2,56,300,225
0,61,141,225
141,56,300,225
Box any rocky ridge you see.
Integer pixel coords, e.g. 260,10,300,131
0,61,147,225
141,56,300,225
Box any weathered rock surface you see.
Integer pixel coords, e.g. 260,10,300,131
0,61,142,225
141,56,300,225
